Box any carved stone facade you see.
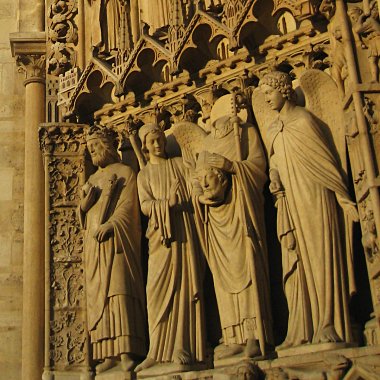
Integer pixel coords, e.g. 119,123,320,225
5,0,380,379
39,124,90,376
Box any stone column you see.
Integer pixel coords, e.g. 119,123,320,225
10,34,46,380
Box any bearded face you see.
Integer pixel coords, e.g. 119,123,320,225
87,138,120,168
197,165,228,206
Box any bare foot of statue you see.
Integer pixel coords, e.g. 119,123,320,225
244,339,261,358
214,341,226,353
276,340,292,351
120,353,135,371
173,349,192,365
214,344,244,360
134,357,157,373
96,358,116,374
317,325,342,343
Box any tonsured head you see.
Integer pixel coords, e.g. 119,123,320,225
196,152,228,205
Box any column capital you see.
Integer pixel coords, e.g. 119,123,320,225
16,54,46,85
10,32,46,85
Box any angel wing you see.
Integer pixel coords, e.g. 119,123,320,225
170,121,208,167
251,86,279,155
299,69,347,174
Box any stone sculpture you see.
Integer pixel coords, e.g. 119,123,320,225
349,1,380,82
329,23,348,97
257,70,359,349
135,123,206,373
173,94,273,360
78,126,146,373
87,0,138,54
139,0,170,33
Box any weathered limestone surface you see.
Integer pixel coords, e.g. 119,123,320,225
0,0,25,379
4,1,380,379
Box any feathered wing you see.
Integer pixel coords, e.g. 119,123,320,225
300,69,357,299
251,87,279,156
299,69,347,174
170,121,208,166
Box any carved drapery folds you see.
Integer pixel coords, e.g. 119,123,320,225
39,124,90,373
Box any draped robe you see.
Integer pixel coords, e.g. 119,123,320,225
267,106,356,345
139,0,169,32
78,163,146,360
89,0,122,52
137,157,205,363
194,124,273,355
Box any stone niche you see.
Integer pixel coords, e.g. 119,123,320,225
38,0,380,379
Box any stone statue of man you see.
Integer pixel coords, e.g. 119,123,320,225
78,126,146,374
192,95,273,360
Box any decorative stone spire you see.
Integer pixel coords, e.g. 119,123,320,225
223,0,245,30
167,0,186,52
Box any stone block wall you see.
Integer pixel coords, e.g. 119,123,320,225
0,0,25,378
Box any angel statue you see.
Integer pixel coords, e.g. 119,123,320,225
172,93,274,361
78,126,146,373
255,70,359,350
133,123,206,374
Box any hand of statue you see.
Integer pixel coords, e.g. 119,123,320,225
198,195,212,205
80,185,97,212
207,153,234,173
269,180,283,194
94,222,114,242
287,231,296,251
341,202,359,222
336,195,359,222
269,169,283,194
198,194,222,206
169,179,180,208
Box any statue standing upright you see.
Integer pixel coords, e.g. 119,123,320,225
139,0,170,32
78,126,146,373
135,124,206,373
259,71,359,349
174,94,273,360
87,0,139,54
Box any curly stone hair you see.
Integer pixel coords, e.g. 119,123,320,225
259,71,296,102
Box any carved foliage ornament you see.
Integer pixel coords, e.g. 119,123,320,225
48,157,84,207
50,208,83,263
51,262,84,309
48,0,78,76
39,124,87,155
50,310,86,367
39,124,89,369
16,54,46,83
